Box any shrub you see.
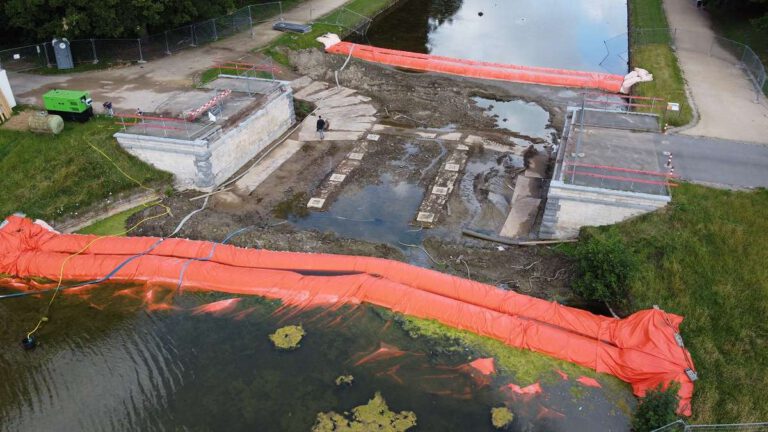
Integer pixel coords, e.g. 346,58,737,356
632,384,680,431
572,229,636,303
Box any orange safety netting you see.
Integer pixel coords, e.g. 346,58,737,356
324,42,625,93
0,216,695,414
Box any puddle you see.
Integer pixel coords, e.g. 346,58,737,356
473,97,556,140
291,172,426,252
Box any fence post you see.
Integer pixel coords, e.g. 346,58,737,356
212,19,218,41
164,31,171,55
90,39,99,64
191,25,197,47
248,5,254,38
137,38,145,62
279,2,284,20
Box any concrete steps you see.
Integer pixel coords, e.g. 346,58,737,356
289,76,377,144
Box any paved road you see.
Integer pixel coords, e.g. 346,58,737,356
658,133,768,189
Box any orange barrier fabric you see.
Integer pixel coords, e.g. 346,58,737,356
0,216,695,414
325,42,625,93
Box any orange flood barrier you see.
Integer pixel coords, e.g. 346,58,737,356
322,40,625,93
0,216,695,414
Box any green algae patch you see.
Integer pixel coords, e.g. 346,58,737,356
396,313,629,397
269,325,305,350
490,407,514,429
335,374,354,386
311,392,417,432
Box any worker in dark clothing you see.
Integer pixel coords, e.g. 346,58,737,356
316,115,326,140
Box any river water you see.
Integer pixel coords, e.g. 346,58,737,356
0,285,633,431
355,0,628,73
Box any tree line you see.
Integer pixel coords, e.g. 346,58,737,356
0,0,274,47
704,0,768,29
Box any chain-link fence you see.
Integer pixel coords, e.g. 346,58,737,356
317,7,374,35
603,28,767,99
0,2,285,72
652,420,768,431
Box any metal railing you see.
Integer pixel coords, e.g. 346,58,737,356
603,28,767,101
0,2,284,72
652,420,768,431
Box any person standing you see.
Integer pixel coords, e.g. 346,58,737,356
102,101,114,117
316,115,326,140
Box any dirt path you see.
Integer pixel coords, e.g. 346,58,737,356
7,0,348,112
663,0,768,144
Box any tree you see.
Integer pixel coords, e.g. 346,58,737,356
1,0,238,43
572,229,637,304
632,384,680,432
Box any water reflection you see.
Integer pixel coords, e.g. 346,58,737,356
358,0,628,72
0,286,633,431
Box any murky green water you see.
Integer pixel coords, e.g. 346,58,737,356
355,0,628,73
0,284,632,431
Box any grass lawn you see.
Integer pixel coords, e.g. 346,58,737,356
0,116,171,222
76,205,147,235
629,0,693,126
578,184,768,423
263,0,395,65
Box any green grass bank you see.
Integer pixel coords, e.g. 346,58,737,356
628,0,693,126
263,0,396,65
578,184,768,423
0,117,171,222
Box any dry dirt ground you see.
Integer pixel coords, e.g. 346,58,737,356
129,48,594,307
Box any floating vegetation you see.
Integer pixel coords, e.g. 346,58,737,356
268,325,305,350
490,407,514,429
311,392,417,432
491,407,515,429
335,374,354,386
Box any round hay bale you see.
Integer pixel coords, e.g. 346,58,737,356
28,112,64,134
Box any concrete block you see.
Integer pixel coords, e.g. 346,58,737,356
348,152,364,161
307,198,326,209
298,131,364,141
432,186,449,195
445,163,460,172
317,104,377,118
367,134,380,141
438,132,463,141
303,86,346,102
329,173,346,182
416,212,436,223
294,81,329,100
289,76,313,91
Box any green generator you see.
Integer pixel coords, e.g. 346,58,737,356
43,89,94,122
